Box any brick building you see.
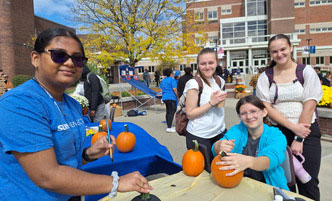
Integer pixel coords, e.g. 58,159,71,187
183,0,332,74
0,0,74,83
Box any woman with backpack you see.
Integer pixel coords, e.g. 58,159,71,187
183,48,227,170
256,34,322,201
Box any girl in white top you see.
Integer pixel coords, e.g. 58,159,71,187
183,48,227,170
256,34,322,201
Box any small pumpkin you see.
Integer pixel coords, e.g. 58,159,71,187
91,125,108,145
100,119,112,131
131,193,161,201
330,102,332,108
182,140,205,176
116,124,136,152
211,151,243,188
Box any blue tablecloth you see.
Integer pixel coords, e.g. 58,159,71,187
83,121,182,201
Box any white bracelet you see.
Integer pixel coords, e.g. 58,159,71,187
108,171,119,198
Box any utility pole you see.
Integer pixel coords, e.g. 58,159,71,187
306,38,312,65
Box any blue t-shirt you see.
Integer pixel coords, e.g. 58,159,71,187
160,77,177,101
0,80,86,201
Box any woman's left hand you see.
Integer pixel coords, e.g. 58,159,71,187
215,153,248,176
87,135,116,160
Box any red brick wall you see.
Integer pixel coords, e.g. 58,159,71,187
319,117,332,137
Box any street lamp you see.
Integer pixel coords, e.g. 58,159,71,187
214,38,218,53
306,38,312,65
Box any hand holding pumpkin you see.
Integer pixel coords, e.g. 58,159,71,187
88,135,116,160
117,171,153,193
215,153,250,176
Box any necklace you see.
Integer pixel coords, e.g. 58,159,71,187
33,77,66,117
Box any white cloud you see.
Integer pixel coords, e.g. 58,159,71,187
33,0,74,17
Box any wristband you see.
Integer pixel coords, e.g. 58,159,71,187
109,171,119,198
294,136,304,143
208,101,214,107
82,148,97,162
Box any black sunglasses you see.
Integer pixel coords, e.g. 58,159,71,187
44,49,88,67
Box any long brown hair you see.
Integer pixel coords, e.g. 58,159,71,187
267,34,295,69
197,48,218,87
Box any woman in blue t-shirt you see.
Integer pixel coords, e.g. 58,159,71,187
160,68,178,133
212,95,288,190
0,28,152,201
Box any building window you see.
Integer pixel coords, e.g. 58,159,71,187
247,20,267,42
138,67,144,73
310,25,332,33
180,64,186,71
221,9,232,15
302,57,310,65
294,2,305,7
295,29,306,34
222,22,246,44
208,36,218,45
316,57,325,65
208,10,218,20
247,0,267,16
148,66,155,72
195,11,204,21
310,0,332,6
191,63,197,71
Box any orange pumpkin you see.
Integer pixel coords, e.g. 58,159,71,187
91,125,108,145
211,151,243,188
100,119,112,131
116,124,136,152
330,102,332,108
182,140,205,176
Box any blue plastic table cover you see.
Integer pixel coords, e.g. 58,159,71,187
83,121,182,201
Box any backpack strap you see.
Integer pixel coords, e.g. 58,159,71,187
295,64,306,85
213,75,225,90
265,67,278,104
194,76,203,107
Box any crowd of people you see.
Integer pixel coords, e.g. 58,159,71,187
0,27,326,201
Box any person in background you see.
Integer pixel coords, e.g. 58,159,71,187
154,70,160,87
174,70,181,85
212,95,288,190
183,48,227,169
256,34,322,201
177,67,193,98
81,65,106,122
249,67,265,96
314,66,330,86
0,27,152,201
221,66,229,83
160,68,177,133
4,75,13,92
143,69,151,87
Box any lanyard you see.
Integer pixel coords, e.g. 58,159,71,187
32,77,65,117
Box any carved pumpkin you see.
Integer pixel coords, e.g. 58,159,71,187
91,125,107,145
211,151,244,188
116,124,136,152
182,140,205,176
100,119,112,131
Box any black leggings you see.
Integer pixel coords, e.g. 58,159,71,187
185,130,226,172
164,100,177,128
277,121,321,201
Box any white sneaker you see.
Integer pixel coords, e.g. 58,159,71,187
166,127,176,133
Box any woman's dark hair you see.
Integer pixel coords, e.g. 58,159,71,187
163,68,173,77
197,48,218,87
34,27,85,56
267,34,294,69
184,67,193,75
235,95,265,115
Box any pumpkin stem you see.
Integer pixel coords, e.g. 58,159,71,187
124,124,129,132
192,140,199,152
140,193,151,200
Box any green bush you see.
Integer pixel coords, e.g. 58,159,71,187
121,91,131,97
12,74,32,87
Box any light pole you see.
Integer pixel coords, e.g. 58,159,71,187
214,38,218,53
306,38,312,65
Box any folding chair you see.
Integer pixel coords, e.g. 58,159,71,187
281,146,296,189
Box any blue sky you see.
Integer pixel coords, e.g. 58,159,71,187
33,0,77,29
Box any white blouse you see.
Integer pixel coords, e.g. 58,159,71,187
256,66,322,124
183,76,226,138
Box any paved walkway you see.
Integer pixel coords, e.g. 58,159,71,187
114,98,332,201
